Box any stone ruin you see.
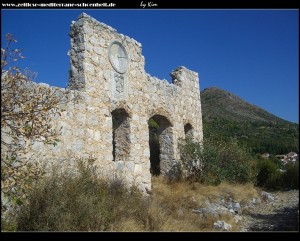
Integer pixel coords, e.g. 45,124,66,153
5,13,204,193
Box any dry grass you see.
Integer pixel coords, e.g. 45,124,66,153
14,161,261,232
112,176,260,231
152,176,259,207
149,176,260,231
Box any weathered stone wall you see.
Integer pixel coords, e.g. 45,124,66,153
11,13,204,193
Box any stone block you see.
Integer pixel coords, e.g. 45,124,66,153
94,130,101,141
134,164,143,173
125,161,135,172
115,161,125,171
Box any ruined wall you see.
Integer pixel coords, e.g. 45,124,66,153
16,13,203,193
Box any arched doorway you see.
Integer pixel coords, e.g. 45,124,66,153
148,115,174,176
111,109,130,162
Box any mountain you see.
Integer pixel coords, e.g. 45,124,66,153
200,87,299,154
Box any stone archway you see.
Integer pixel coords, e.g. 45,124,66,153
148,115,174,176
111,109,130,162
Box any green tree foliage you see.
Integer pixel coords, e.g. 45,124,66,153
256,159,281,189
281,161,299,189
256,158,299,190
203,118,299,155
179,138,256,185
201,87,299,155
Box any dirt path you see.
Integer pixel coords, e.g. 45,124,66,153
241,190,299,231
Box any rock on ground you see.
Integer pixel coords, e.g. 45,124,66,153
240,190,299,231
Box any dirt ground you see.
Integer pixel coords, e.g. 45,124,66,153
241,190,299,231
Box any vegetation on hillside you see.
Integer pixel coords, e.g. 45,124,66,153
178,138,299,191
201,87,299,154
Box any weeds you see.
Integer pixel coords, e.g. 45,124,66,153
4,138,297,231
16,158,144,231
10,157,260,232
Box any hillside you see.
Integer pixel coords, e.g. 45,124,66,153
201,87,299,154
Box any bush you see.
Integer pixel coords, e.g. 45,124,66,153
280,161,299,189
256,159,281,189
179,138,256,185
256,159,299,190
177,139,203,181
16,158,147,231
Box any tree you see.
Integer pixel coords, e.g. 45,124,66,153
1,33,62,224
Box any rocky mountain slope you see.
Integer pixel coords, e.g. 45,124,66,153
200,87,299,154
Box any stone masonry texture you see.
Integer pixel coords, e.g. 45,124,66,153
7,13,204,194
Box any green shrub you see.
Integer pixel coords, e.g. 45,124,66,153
281,161,299,189
256,159,281,189
177,139,203,181
179,138,256,185
256,158,299,190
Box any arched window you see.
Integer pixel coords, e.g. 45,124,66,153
148,115,173,176
111,109,130,162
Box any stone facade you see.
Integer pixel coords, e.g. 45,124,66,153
10,13,204,193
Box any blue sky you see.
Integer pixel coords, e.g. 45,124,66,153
1,10,299,123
